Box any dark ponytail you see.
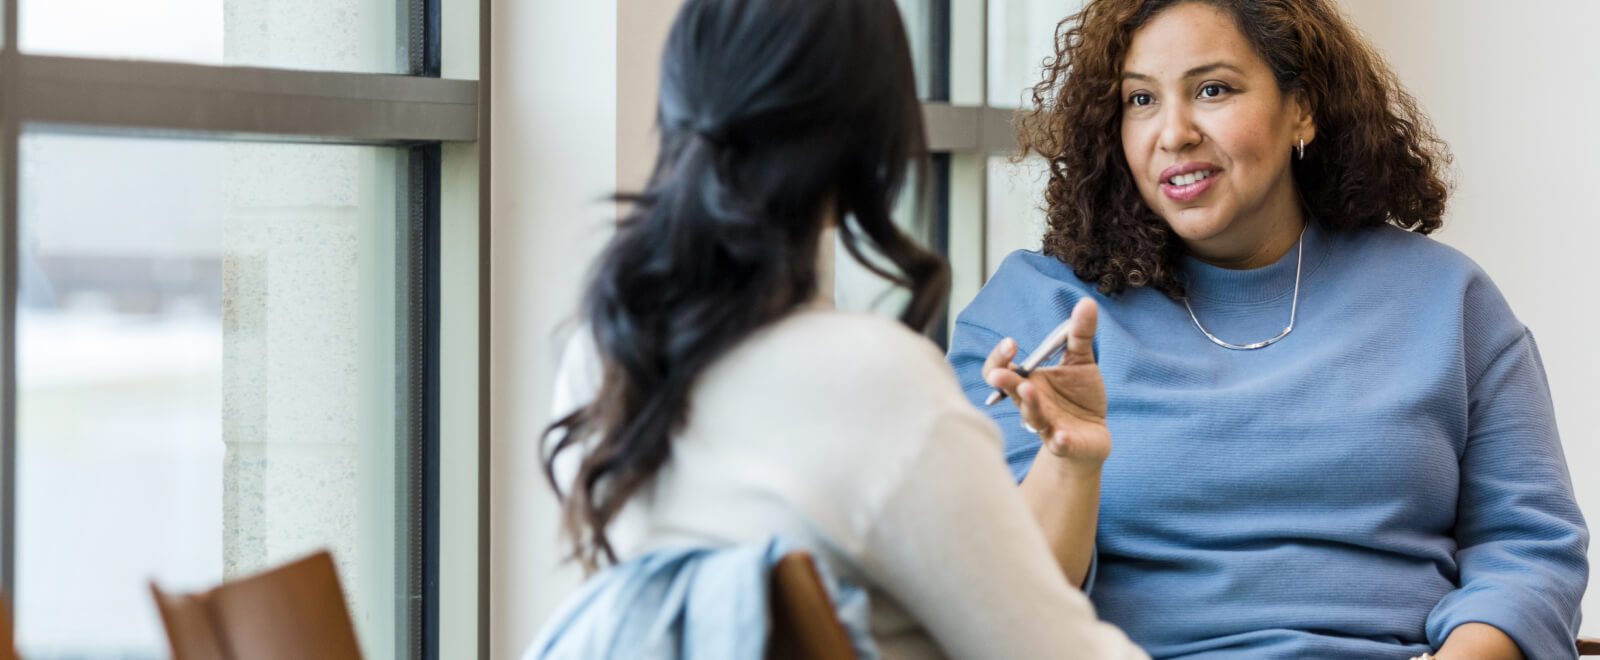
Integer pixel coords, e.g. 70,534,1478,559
542,0,948,569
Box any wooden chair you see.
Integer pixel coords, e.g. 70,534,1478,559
150,550,362,660
1580,635,1600,656
1,597,18,660
766,550,857,660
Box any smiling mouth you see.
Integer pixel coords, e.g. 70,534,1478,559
1166,169,1215,186
1159,169,1219,202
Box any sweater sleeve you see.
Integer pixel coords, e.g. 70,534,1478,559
859,401,1146,660
948,319,1044,482
1424,329,1590,659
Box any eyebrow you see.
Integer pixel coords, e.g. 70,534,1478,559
1122,62,1246,83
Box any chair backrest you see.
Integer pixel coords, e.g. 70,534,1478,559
766,551,858,660
150,550,363,660
1,596,19,660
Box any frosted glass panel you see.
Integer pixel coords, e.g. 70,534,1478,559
988,0,1084,107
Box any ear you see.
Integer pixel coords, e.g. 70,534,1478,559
1289,88,1317,146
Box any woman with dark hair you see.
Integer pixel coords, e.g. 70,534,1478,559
543,0,1146,656
950,0,1588,658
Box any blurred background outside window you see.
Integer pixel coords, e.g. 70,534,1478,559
1,0,479,657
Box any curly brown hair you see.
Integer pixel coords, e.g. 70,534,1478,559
1016,0,1451,297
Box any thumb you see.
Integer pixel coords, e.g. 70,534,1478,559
1059,298,1099,366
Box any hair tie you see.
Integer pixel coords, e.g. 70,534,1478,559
691,119,727,146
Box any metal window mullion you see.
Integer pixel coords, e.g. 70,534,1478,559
929,153,952,349
400,148,428,660
923,103,979,151
1,0,20,602
475,0,491,657
977,0,991,280
13,55,477,143
400,144,444,660
922,104,1018,154
418,0,443,657
420,144,442,660
928,0,952,103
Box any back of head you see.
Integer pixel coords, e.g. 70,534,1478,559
546,0,949,570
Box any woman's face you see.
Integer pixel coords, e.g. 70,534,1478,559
1119,2,1315,266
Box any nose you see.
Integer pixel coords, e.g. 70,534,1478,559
1156,102,1202,155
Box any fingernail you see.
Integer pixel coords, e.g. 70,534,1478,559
1003,338,1015,351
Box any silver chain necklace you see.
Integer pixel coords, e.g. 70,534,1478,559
1182,225,1305,350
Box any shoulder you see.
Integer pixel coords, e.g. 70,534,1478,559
729,309,954,396
1337,221,1497,288
955,249,1099,334
695,308,1003,470
949,250,1105,371
1327,224,1514,321
1347,223,1484,278
1336,224,1527,373
1342,224,1513,314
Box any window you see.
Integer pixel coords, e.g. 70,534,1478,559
20,0,412,73
987,0,1081,109
832,0,1083,344
0,0,485,658
17,136,418,657
984,0,1082,273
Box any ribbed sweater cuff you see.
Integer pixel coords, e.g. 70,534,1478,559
1427,582,1578,660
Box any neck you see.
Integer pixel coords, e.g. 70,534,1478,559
813,225,836,308
1190,204,1307,270
812,206,837,309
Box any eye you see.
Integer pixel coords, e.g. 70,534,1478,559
1127,92,1154,107
1199,83,1231,99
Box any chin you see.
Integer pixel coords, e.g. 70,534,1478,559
1160,208,1230,243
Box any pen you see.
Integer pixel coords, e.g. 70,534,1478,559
983,315,1078,406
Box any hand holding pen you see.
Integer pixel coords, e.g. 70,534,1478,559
980,298,1111,466
983,314,1079,406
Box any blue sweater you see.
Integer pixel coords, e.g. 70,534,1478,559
948,220,1588,659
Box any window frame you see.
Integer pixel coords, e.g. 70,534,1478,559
0,0,489,657
917,0,1016,346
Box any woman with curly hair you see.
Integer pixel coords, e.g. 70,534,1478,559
948,1,1588,658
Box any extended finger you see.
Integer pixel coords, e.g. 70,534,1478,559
983,337,1018,375
986,361,1025,392
1059,298,1099,366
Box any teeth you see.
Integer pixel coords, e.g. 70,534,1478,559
1168,170,1213,186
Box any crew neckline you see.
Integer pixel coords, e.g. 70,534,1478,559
1179,219,1331,304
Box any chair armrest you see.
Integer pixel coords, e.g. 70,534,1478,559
1578,636,1600,656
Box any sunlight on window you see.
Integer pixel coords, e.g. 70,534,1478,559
15,134,413,658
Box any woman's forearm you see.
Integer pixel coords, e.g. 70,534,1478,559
1433,623,1524,660
1019,444,1102,588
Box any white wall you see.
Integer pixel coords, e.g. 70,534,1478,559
1336,0,1600,635
488,1,615,657
489,0,687,656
